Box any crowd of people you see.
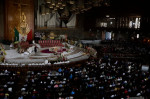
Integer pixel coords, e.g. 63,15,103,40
0,56,150,99
0,70,24,99
0,39,150,99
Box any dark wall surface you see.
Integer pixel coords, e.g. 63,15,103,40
0,0,4,41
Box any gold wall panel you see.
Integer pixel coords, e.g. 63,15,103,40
4,0,34,41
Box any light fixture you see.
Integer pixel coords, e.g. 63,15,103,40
69,0,75,4
45,0,51,3
58,1,62,5
106,15,109,18
56,4,59,8
49,5,53,8
62,2,66,7
45,8,50,14
60,6,64,9
51,0,55,6
54,7,58,11
40,0,110,18
41,4,46,15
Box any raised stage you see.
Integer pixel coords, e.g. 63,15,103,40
4,43,90,65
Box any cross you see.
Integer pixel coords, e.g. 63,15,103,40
13,0,30,20
13,0,30,6
13,0,30,30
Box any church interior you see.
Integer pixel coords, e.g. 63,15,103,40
0,0,150,99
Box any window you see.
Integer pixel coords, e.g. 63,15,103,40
129,17,141,29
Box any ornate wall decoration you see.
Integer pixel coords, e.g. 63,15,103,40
17,12,30,36
4,0,34,41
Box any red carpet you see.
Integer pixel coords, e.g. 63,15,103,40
41,49,54,53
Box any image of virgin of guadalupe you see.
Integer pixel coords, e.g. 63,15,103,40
18,12,30,36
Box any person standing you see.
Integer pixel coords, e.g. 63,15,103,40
34,46,37,53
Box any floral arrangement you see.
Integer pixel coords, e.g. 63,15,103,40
87,47,97,58
0,43,6,62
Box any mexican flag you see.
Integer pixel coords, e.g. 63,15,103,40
14,28,32,42
14,28,19,42
27,29,32,42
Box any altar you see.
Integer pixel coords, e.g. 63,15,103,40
4,43,90,65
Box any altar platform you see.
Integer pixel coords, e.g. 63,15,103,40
4,43,90,65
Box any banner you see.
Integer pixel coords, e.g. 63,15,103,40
19,34,27,41
27,29,32,42
14,28,19,42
